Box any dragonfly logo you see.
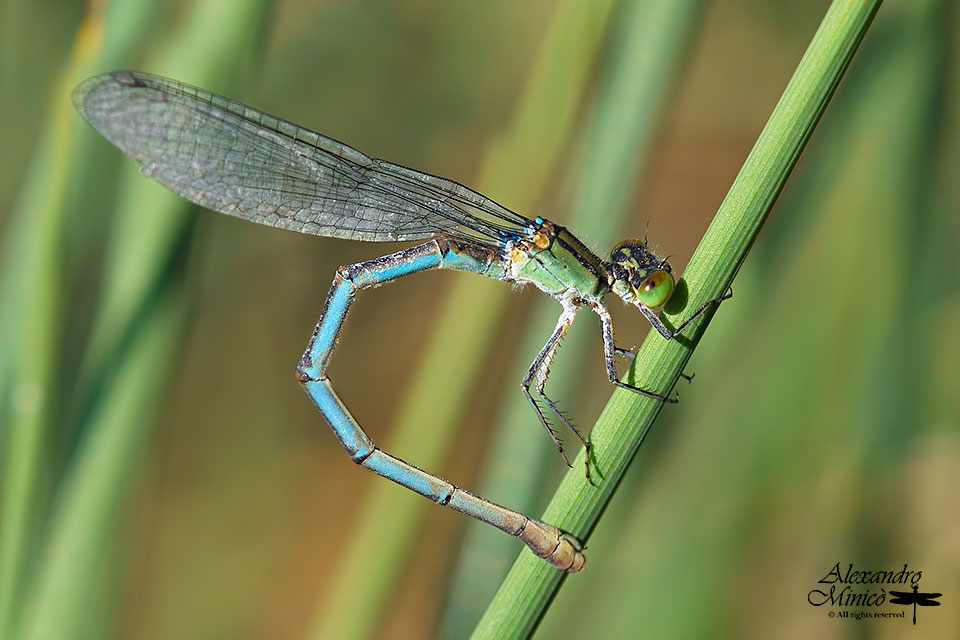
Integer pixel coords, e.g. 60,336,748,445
889,584,942,625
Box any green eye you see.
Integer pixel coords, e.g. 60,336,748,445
635,270,674,307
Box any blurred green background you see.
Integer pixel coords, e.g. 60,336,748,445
1,1,956,638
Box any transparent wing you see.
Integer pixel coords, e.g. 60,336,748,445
73,71,533,243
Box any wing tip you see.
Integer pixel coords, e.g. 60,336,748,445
72,71,151,117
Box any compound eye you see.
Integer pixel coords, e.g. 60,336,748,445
635,270,674,308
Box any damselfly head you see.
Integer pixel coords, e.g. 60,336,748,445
609,240,675,309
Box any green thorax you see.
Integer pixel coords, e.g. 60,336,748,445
507,219,609,299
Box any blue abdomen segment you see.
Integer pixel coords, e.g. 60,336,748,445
304,379,374,461
295,239,584,572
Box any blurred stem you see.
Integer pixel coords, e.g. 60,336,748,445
0,80,72,640
438,0,704,636
11,1,270,638
305,3,618,639
472,0,882,637
19,282,188,640
0,4,148,633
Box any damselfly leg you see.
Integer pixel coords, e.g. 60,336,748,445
520,303,592,481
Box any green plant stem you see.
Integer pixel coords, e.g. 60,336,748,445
471,0,882,637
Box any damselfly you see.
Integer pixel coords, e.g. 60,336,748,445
73,71,730,572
